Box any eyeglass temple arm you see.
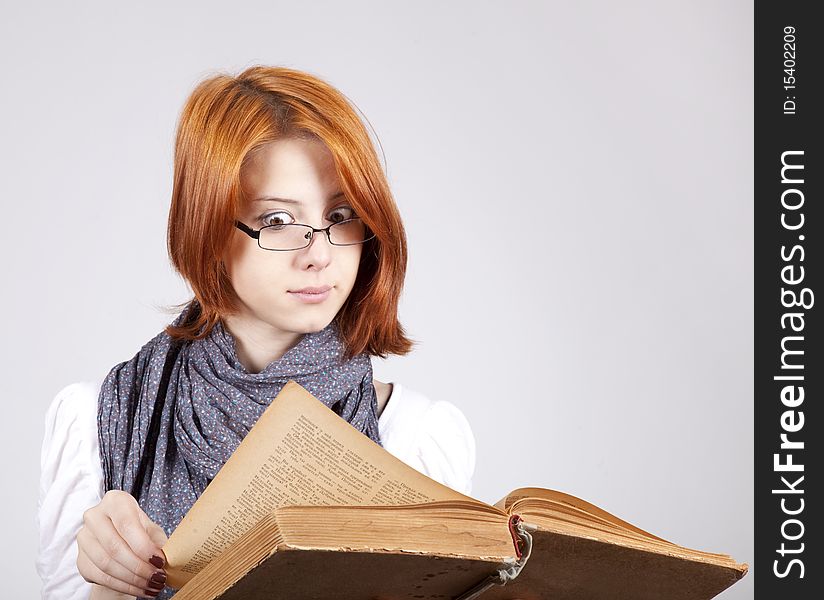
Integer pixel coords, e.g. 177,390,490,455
234,221,260,239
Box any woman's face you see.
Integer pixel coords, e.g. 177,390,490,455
225,137,363,347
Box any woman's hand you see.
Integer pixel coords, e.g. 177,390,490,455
89,583,140,600
76,490,169,598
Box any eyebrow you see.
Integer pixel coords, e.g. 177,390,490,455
252,191,345,204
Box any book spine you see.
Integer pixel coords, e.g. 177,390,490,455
508,515,525,559
453,515,534,600
501,515,533,583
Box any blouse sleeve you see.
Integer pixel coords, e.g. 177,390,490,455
411,399,477,496
37,381,105,600
378,384,477,497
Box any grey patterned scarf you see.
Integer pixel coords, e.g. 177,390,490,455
98,302,380,584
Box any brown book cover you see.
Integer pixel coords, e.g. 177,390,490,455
161,381,748,600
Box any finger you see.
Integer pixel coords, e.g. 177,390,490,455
77,544,157,598
139,511,169,549
82,509,160,583
90,583,142,600
109,501,167,570
78,527,166,594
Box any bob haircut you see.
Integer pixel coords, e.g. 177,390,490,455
164,65,414,361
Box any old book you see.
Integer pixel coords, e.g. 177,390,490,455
162,381,748,600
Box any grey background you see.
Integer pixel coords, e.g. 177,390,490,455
0,0,753,597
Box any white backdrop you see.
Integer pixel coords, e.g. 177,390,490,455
0,1,753,597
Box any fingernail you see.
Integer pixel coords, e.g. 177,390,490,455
149,554,165,569
149,571,167,586
143,589,160,598
146,581,164,593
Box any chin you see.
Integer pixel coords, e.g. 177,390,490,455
288,312,336,334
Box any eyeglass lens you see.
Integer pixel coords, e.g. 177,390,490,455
258,219,370,250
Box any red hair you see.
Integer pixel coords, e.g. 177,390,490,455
164,65,414,360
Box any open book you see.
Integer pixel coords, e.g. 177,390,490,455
162,381,748,600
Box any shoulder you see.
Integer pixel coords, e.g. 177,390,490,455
40,379,105,490
377,383,476,496
48,379,101,410
43,381,102,450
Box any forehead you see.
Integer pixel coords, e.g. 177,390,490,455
241,138,339,201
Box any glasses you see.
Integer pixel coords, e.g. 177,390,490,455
234,218,376,251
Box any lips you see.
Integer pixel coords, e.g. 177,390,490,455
289,285,333,294
288,285,333,305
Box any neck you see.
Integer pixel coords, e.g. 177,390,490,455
221,314,304,374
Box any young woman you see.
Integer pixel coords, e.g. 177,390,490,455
37,66,475,600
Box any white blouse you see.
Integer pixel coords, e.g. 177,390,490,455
37,379,476,600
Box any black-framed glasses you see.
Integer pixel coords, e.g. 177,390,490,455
234,218,376,251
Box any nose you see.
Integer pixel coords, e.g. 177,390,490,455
296,227,333,271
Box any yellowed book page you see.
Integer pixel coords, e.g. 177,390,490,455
277,503,513,554
498,486,668,542
162,381,477,587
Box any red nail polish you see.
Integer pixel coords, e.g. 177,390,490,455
149,555,165,569
149,571,167,586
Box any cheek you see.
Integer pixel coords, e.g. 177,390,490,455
226,243,288,300
340,248,363,288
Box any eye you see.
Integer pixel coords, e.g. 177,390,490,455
328,206,356,223
260,211,295,228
